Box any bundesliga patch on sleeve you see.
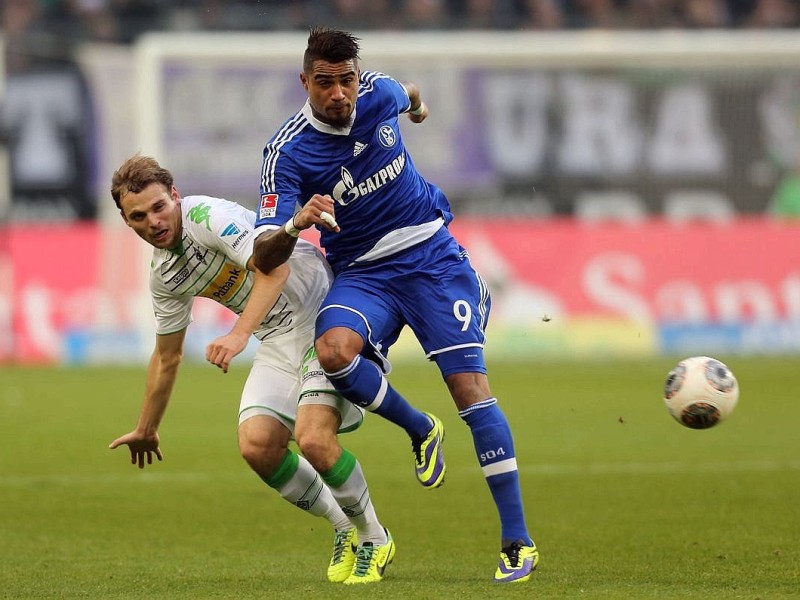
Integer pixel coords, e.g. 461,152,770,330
260,194,278,219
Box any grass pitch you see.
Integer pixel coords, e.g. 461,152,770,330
1,356,798,599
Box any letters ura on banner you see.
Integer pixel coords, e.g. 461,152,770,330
152,59,800,217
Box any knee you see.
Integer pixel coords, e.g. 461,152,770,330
315,328,362,372
295,428,339,472
446,372,492,411
238,430,287,476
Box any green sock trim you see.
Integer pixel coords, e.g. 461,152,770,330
321,448,357,488
261,449,299,489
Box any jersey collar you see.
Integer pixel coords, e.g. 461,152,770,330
301,100,355,136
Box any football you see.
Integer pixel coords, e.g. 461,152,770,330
663,356,739,429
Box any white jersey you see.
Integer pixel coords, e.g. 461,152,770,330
150,195,331,339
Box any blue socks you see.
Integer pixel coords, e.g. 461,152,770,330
327,356,531,545
324,355,431,439
460,398,531,546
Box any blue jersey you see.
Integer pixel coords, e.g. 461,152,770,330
256,71,454,274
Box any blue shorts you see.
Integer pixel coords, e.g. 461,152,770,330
316,227,491,378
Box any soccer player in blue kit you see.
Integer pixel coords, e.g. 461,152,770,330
252,27,538,584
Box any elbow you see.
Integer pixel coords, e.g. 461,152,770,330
404,82,421,108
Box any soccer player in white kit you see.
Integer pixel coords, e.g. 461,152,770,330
107,155,391,584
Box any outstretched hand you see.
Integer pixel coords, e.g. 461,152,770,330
109,430,162,469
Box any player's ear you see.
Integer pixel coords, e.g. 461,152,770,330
170,185,181,202
119,209,131,227
300,72,308,90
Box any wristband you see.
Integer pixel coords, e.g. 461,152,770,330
284,215,300,238
409,102,426,116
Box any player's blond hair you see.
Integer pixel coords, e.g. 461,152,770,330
111,155,174,209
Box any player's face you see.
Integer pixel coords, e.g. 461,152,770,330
119,183,182,250
302,59,359,129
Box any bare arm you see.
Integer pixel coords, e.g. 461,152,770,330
108,329,186,468
252,228,298,274
253,193,341,274
205,262,290,373
403,81,429,124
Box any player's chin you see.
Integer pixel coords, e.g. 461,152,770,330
326,109,351,128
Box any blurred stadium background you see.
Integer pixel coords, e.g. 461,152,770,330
4,4,800,598
3,0,800,366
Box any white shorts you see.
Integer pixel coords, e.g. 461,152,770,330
238,325,364,434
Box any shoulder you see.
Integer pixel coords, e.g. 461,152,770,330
266,108,312,152
263,116,309,177
182,195,254,240
359,71,403,96
184,195,252,220
182,194,233,210
359,71,410,114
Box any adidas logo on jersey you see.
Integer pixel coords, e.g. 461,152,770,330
221,223,241,237
353,141,368,157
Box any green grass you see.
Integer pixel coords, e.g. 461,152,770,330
1,357,799,599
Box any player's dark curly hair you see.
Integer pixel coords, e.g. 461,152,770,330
304,27,360,73
111,155,174,209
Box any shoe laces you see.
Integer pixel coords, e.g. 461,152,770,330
351,542,376,577
331,530,352,564
501,541,524,568
410,437,423,465
411,417,435,466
